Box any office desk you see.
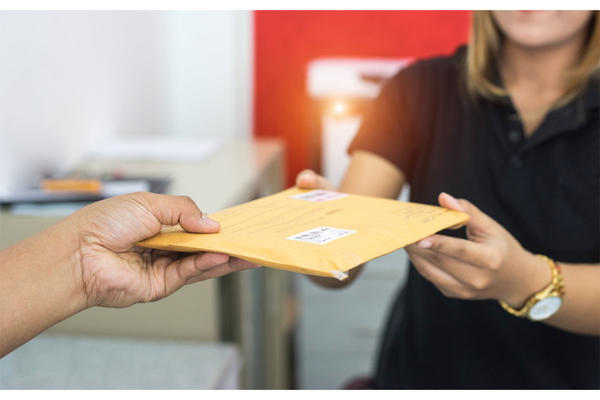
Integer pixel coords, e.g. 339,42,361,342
0,138,295,388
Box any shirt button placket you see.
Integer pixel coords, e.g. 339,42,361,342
506,116,524,168
510,155,523,168
508,129,521,144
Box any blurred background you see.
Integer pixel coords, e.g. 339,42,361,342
0,10,469,389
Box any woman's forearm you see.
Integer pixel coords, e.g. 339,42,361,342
0,216,86,358
545,262,600,335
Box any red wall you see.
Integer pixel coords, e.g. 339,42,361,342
253,11,471,186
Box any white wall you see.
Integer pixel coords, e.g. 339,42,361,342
166,11,253,139
0,11,253,196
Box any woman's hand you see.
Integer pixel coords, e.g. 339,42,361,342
406,193,551,308
296,169,335,191
74,192,258,308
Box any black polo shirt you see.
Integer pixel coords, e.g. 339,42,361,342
348,46,600,389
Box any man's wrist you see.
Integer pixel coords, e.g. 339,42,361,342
55,213,91,313
0,214,90,356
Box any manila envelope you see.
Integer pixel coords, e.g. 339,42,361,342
138,188,469,280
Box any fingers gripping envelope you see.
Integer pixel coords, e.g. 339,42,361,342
138,188,468,280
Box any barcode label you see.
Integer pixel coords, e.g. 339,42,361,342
287,226,356,245
291,190,348,202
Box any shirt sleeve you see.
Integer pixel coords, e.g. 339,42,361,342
347,68,420,182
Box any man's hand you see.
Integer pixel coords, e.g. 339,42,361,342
0,191,259,357
406,192,551,308
74,192,257,308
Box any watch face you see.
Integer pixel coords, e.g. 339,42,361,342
529,296,562,321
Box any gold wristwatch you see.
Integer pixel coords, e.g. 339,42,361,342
499,254,565,321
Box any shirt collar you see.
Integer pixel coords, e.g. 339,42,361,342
485,63,598,152
581,74,599,112
488,61,599,115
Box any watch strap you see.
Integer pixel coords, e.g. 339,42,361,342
499,254,564,319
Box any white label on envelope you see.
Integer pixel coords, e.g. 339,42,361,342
291,190,348,202
287,226,356,245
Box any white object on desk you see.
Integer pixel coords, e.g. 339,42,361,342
0,334,241,389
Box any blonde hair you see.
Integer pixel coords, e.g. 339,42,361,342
466,10,600,104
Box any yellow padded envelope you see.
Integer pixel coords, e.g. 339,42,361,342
138,188,468,280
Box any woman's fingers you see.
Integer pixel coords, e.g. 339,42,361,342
296,169,335,190
416,234,495,269
407,250,467,298
416,246,491,291
438,193,499,240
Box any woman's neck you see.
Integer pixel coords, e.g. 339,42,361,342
500,37,584,95
500,34,586,135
